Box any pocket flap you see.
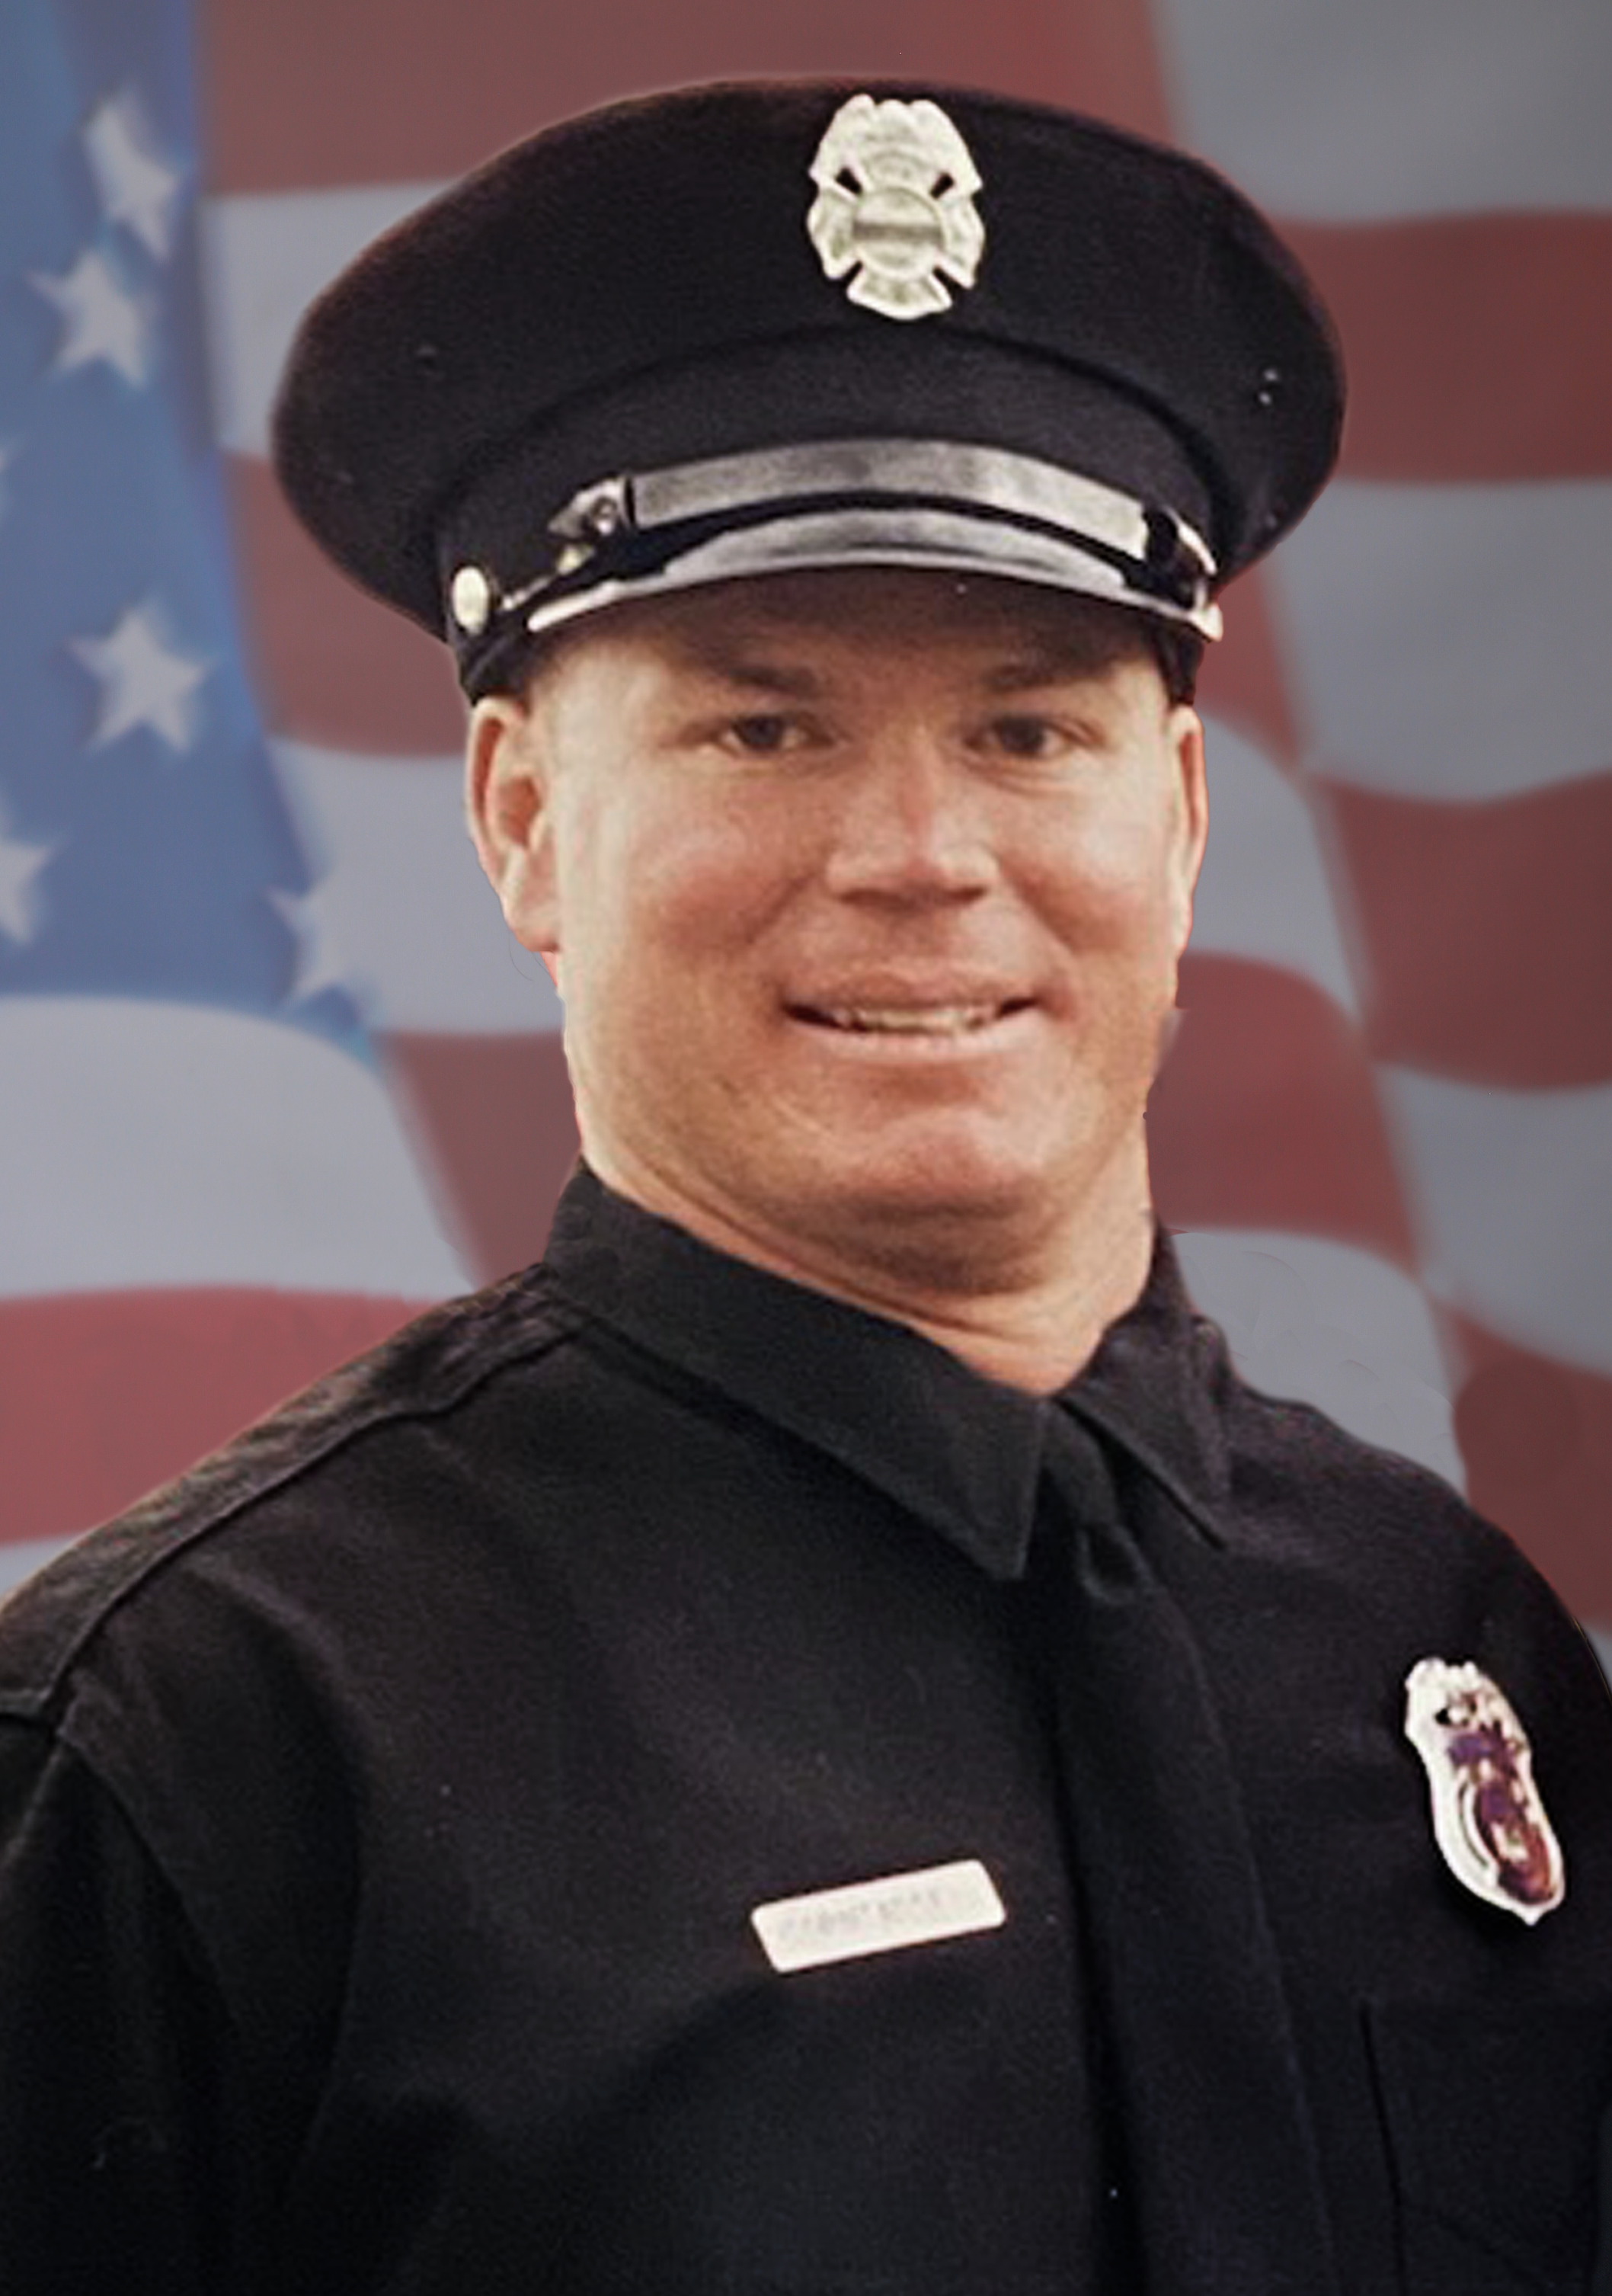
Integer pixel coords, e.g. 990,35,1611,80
1366,1997,1612,2289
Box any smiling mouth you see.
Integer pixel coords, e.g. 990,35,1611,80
788,998,1035,1037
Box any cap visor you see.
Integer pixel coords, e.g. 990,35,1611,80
522,504,1221,643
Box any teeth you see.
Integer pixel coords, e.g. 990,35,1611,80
818,1003,1002,1034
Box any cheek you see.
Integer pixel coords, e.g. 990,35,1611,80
573,796,795,1019
1030,810,1182,949
628,804,795,956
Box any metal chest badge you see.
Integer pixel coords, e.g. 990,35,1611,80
807,94,985,322
1403,1658,1566,1924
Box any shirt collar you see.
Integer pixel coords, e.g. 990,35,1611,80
540,1159,1230,1580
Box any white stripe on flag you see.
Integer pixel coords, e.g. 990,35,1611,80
1156,0,1612,219
1379,1068,1612,1373
0,997,471,1296
1172,1227,1464,1489
1272,481,1612,800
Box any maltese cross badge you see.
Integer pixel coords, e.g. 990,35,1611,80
806,93,985,322
1404,1658,1565,1925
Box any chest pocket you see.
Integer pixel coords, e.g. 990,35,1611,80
1365,1997,1612,2292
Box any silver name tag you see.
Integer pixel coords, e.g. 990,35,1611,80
750,1858,1006,1973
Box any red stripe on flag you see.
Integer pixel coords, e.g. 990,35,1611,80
199,0,1170,194
1289,215,1612,482
227,457,465,754
1322,773,1612,1089
1448,1311,1612,1624
382,1033,581,1286
1150,955,1415,1264
0,1291,431,1544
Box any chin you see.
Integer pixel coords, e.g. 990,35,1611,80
804,1090,1137,1218
790,1133,1060,1234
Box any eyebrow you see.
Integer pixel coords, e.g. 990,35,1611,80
979,645,1127,693
672,642,823,698
668,632,1130,697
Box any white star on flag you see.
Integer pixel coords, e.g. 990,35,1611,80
269,876,362,1007
0,810,55,946
71,600,209,752
30,247,152,386
84,86,185,261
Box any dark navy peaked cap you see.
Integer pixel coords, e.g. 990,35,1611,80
272,79,1345,698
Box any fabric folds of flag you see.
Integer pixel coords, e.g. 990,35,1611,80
1,0,1607,1682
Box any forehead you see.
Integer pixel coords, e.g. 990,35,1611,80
531,568,1162,687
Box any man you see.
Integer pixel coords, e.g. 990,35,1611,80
1,79,1608,2295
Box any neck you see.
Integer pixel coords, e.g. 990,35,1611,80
581,1141,1159,1398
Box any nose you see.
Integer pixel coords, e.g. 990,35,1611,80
820,725,1000,905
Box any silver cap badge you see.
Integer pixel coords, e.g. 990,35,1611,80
807,94,984,322
1404,1658,1566,1924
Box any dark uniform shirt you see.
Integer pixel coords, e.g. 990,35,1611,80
1,1161,1609,2294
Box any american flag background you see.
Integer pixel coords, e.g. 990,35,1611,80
2,0,1609,1679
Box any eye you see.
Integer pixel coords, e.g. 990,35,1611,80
717,712,817,757
977,712,1076,763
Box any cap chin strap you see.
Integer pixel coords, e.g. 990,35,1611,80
449,437,1223,680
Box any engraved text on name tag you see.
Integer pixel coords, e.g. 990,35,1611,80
750,1858,1006,1973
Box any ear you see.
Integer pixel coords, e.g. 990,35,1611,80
465,693,562,974
1164,704,1209,957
